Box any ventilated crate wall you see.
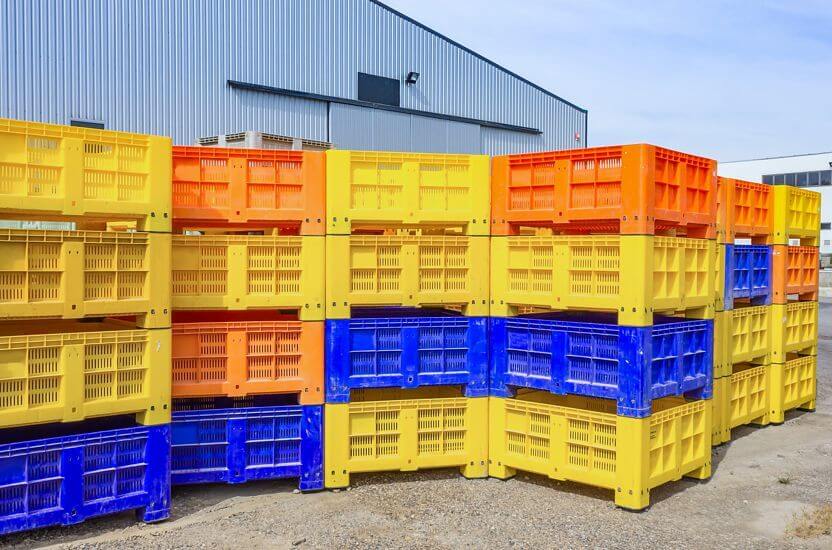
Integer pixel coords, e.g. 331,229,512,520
772,246,819,303
770,356,816,424
724,245,772,309
773,186,821,245
770,302,818,362
714,307,771,378
716,177,773,244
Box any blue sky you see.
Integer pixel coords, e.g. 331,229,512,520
383,0,832,161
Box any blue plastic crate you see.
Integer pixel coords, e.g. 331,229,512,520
0,424,170,536
325,311,488,403
490,314,713,417
171,405,322,491
724,244,772,309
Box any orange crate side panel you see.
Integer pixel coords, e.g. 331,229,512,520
732,178,773,241
772,246,819,303
716,176,735,243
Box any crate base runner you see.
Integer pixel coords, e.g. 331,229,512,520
171,405,323,490
324,395,488,488
489,393,712,511
0,423,170,535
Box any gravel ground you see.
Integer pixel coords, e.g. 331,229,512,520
4,302,831,549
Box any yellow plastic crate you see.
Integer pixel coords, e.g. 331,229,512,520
0,229,170,328
770,302,818,362
326,150,490,235
326,234,489,319
714,307,771,378
772,186,820,245
0,322,170,428
489,392,711,510
711,365,770,446
324,394,488,488
490,235,715,325
715,244,726,312
0,118,171,231
171,234,324,320
769,355,816,424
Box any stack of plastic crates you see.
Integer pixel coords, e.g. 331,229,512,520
712,179,819,445
323,151,490,488
489,144,717,510
0,118,172,534
168,146,325,490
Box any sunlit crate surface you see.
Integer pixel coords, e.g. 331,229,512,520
711,364,769,445
0,118,171,231
716,177,773,244
173,316,323,403
490,315,712,417
491,235,715,325
0,423,170,535
490,144,717,237
171,234,324,320
324,390,488,488
0,229,170,328
325,312,488,402
326,150,490,235
772,245,819,303
769,355,816,424
723,244,772,309
489,392,712,510
326,234,489,319
171,405,322,490
172,147,325,234
770,302,818,362
714,306,772,378
772,186,821,246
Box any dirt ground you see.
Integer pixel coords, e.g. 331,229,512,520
5,303,831,550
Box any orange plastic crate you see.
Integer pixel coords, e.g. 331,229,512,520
171,147,325,234
716,177,773,243
491,144,717,237
772,245,818,303
171,312,323,403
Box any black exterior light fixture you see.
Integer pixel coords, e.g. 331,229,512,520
406,71,420,84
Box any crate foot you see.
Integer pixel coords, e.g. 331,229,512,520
614,488,650,511
137,505,170,524
460,461,488,480
326,469,350,490
798,400,816,413
137,406,172,426
685,461,712,481
488,462,516,480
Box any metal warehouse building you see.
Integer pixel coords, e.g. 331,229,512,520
0,0,586,155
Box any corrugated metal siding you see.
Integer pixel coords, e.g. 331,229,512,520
0,0,586,152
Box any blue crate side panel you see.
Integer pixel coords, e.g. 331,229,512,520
171,405,322,490
0,425,170,536
489,317,713,417
325,317,488,402
726,244,772,308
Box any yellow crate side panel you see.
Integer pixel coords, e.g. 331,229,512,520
0,118,172,231
728,306,771,365
0,230,170,327
772,186,820,245
727,366,770,429
770,302,818,362
715,244,725,311
0,327,170,427
171,234,324,320
325,150,491,235
326,235,489,318
769,357,816,424
324,397,488,488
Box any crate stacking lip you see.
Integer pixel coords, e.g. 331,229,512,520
324,393,488,488
0,423,170,535
172,146,325,235
714,307,772,378
325,234,489,319
0,229,170,328
772,245,819,303
0,322,171,428
491,235,715,326
724,244,772,309
171,405,322,490
490,144,717,238
773,186,821,246
325,150,490,235
490,314,713,417
172,319,323,403
325,313,488,402
771,302,818,363
0,118,171,232
171,234,324,320
716,177,773,244
489,392,711,511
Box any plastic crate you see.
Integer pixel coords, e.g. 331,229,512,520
0,118,171,231
196,131,333,152
769,355,816,424
711,364,770,445
326,234,489,319
172,147,325,235
172,316,323,403
0,229,170,328
0,423,170,535
489,392,711,510
324,393,488,488
171,234,324,320
770,302,818,362
714,244,726,312
772,186,820,245
491,235,715,325
716,177,773,244
714,307,772,378
325,312,488,402
489,315,712,417
772,245,818,303
724,245,772,309
0,322,170,428
171,405,322,490
491,144,717,238
326,151,490,235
